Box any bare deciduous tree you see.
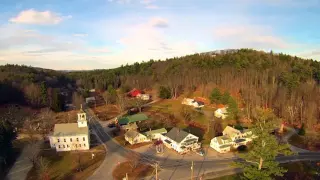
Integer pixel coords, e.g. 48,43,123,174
72,92,84,109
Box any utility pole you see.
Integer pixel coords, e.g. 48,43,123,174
155,163,158,180
191,161,194,180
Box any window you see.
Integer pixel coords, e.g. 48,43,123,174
57,139,60,142
70,138,72,142
67,145,69,148
79,144,81,147
75,144,78,147
64,139,66,142
77,138,79,142
83,137,85,141
58,145,61,148
84,144,86,147
63,145,65,148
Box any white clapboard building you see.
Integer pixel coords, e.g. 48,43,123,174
49,106,90,152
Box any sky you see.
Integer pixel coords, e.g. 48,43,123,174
0,0,319,70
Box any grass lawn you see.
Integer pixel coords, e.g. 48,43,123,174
26,139,106,180
112,161,154,180
288,132,320,152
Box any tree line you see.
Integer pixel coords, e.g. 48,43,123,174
67,49,320,130
0,64,74,112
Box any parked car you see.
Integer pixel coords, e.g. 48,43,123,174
108,123,116,128
196,149,205,156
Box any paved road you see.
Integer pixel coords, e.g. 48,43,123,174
87,107,320,180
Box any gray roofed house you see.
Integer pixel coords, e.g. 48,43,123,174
124,130,150,145
165,127,190,143
161,128,200,153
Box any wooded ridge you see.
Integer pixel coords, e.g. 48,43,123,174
1,49,320,129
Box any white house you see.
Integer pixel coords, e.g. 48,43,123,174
49,107,90,152
214,107,228,119
160,128,200,154
210,136,232,153
182,98,205,108
124,130,151,145
210,126,255,153
85,97,96,104
137,94,151,101
143,128,167,140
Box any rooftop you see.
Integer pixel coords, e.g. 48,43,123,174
118,113,148,125
125,130,143,139
53,123,88,137
144,128,167,136
165,128,190,143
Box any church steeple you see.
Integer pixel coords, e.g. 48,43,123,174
77,105,87,128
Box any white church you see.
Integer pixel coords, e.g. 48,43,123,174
49,106,90,152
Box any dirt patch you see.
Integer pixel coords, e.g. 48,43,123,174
112,161,154,180
92,105,120,121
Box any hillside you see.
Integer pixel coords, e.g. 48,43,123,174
0,64,75,111
67,49,320,130
1,49,320,129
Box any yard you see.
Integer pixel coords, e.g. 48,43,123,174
112,161,154,180
26,134,106,180
91,104,120,121
288,132,320,152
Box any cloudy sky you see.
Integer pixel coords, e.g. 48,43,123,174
0,0,319,70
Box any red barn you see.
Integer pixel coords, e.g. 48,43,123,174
128,88,141,97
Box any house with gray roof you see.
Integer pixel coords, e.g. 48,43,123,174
49,106,90,152
124,130,150,145
160,128,200,154
210,126,256,153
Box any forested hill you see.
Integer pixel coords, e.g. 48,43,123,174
1,49,320,128
0,64,74,111
68,49,320,129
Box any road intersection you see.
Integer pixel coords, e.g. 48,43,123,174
87,108,320,180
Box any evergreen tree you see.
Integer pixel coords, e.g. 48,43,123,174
0,119,17,165
210,88,222,104
50,88,63,112
235,108,292,180
226,97,239,120
158,86,171,99
221,91,231,104
40,81,47,106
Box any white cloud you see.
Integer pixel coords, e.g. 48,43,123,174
9,9,71,25
149,17,168,28
213,24,292,50
116,17,198,62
